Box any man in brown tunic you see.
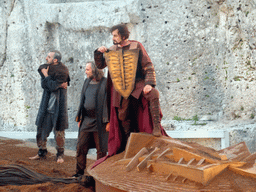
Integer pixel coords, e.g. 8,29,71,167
94,24,163,151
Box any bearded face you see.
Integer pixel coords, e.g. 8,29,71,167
85,63,94,79
112,29,123,45
46,52,55,64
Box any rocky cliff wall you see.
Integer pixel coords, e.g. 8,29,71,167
0,0,256,151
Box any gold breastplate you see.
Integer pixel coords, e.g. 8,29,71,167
104,49,139,99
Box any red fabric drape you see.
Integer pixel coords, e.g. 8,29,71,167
91,86,166,169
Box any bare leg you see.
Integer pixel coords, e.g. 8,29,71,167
55,130,65,163
29,126,48,160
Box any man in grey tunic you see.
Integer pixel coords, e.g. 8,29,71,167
72,61,108,178
29,50,70,163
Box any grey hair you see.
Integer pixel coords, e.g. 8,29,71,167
87,61,104,81
50,50,62,62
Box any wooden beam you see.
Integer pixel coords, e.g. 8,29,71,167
137,147,160,171
126,147,148,171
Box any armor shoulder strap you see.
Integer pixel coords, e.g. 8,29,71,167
109,42,138,51
109,45,117,51
129,41,138,50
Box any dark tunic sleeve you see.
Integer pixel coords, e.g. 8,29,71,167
94,50,107,69
38,63,70,92
38,64,62,92
75,79,89,123
137,42,156,87
41,76,62,92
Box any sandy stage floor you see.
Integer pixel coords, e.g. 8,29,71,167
0,137,95,192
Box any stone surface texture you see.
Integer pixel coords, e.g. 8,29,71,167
0,0,256,152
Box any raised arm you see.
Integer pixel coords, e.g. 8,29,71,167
94,46,108,69
41,76,63,92
39,66,66,92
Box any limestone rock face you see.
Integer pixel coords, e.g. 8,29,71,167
0,0,141,131
0,0,256,151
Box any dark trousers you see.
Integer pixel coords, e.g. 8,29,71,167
117,87,160,146
36,112,65,157
76,130,106,175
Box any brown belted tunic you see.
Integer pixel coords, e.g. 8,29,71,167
94,40,157,108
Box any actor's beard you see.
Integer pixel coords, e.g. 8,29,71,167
87,74,94,79
113,40,122,45
47,60,54,65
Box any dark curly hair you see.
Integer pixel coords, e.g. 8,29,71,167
110,24,130,40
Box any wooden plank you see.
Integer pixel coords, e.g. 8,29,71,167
229,166,256,179
116,158,132,165
149,161,204,184
156,148,172,160
218,142,251,162
165,171,173,181
124,133,155,159
187,158,195,166
171,147,217,164
148,161,228,185
173,175,179,181
137,147,160,171
243,152,256,163
126,147,148,171
147,163,153,172
178,157,184,164
197,158,205,165
203,164,229,185
182,178,187,183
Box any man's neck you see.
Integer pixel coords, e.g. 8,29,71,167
90,78,98,84
118,39,130,47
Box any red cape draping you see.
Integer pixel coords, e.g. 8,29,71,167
91,86,167,169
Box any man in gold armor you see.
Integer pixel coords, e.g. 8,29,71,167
94,24,164,153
